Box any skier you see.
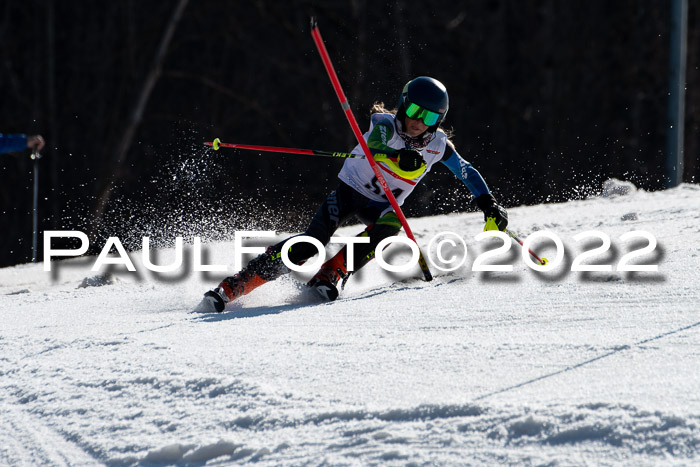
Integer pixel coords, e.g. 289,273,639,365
197,76,508,312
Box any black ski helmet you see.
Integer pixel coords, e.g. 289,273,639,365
397,76,449,130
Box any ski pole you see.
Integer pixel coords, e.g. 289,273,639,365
505,228,548,266
310,17,433,281
205,138,365,159
31,150,41,263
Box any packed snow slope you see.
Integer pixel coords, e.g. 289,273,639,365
1,182,699,466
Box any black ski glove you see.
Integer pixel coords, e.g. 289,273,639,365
395,148,425,172
475,193,508,231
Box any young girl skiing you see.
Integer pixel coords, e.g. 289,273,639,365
197,76,508,312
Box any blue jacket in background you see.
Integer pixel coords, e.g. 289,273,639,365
0,134,28,154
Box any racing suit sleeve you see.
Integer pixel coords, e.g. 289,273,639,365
441,145,490,198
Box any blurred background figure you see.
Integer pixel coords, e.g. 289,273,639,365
0,134,45,155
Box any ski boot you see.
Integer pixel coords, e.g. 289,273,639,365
195,246,287,313
308,249,349,301
195,269,267,313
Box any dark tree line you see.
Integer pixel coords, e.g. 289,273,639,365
1,0,698,267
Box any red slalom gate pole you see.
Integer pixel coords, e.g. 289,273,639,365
310,18,432,281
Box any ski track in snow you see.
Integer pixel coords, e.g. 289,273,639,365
1,183,699,465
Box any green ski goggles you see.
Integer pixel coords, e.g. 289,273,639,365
404,102,443,126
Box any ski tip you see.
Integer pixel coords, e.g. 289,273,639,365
308,278,339,302
193,290,226,313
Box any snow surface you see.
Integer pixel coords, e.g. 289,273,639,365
1,183,699,466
